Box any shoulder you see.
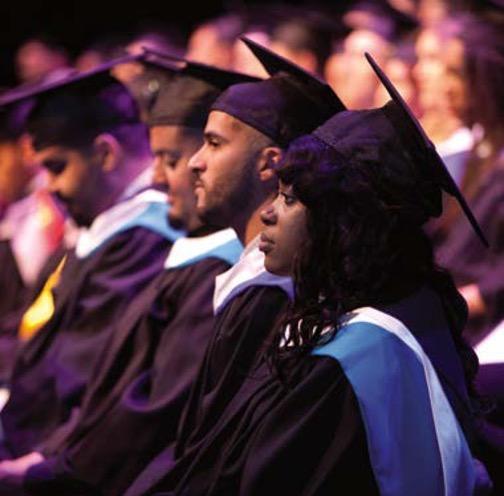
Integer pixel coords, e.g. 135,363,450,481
312,309,436,398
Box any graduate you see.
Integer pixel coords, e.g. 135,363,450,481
125,38,345,496
0,57,182,460
0,53,254,496
0,103,66,382
128,54,488,495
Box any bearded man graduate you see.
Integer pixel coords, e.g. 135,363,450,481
0,53,253,496
0,57,182,462
124,38,346,496
135,52,490,496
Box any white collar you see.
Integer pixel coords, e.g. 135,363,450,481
118,166,153,201
75,188,183,258
475,320,504,365
164,228,242,269
213,235,294,315
437,127,474,158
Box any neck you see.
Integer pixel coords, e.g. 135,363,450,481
89,157,150,224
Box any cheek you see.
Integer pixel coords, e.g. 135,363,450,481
275,209,308,266
285,218,308,257
168,166,193,195
66,165,93,198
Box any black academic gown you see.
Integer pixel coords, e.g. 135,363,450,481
22,229,241,496
0,240,27,325
127,286,475,496
125,240,293,496
0,241,28,382
0,245,67,384
0,226,172,459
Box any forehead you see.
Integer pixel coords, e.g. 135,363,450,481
149,125,187,148
205,110,249,138
33,144,74,162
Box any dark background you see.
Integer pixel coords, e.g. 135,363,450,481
0,0,355,86
1,0,498,86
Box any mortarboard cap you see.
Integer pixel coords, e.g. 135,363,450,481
211,36,346,147
365,52,487,247
0,100,33,142
312,53,487,247
0,54,144,150
140,48,260,129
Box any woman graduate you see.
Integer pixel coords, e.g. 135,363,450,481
130,55,488,496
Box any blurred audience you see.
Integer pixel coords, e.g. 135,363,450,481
185,14,243,69
15,37,70,86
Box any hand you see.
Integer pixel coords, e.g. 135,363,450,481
0,452,44,487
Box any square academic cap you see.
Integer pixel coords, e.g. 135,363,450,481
211,36,346,147
0,53,144,150
313,53,487,247
365,52,487,247
139,48,260,129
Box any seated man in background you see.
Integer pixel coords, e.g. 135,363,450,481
0,102,66,383
0,53,253,496
0,58,181,461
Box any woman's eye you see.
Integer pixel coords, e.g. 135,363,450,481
282,193,296,205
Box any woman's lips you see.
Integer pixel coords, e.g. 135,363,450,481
259,232,274,253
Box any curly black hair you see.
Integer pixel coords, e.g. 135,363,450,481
269,134,478,398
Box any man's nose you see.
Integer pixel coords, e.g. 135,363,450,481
187,148,205,172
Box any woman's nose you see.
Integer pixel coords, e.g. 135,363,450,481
260,202,277,226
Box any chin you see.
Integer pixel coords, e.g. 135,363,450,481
264,259,283,276
168,214,185,231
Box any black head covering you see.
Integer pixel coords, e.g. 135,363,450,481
140,48,260,129
313,53,488,247
211,37,346,147
0,54,143,150
0,100,33,142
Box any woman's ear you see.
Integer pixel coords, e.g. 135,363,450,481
93,133,122,173
257,146,283,182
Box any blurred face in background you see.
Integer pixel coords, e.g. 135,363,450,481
16,40,68,84
186,25,234,69
232,33,270,78
150,125,202,232
413,29,447,114
442,37,469,124
325,29,391,108
373,57,418,114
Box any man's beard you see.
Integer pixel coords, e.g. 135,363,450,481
52,192,91,227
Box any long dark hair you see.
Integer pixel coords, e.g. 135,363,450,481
269,134,478,394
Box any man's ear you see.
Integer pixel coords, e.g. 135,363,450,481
257,146,283,182
93,133,122,173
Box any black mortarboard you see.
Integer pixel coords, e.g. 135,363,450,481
366,52,487,247
140,48,260,129
0,100,33,142
211,37,346,147
312,53,488,247
0,54,143,150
